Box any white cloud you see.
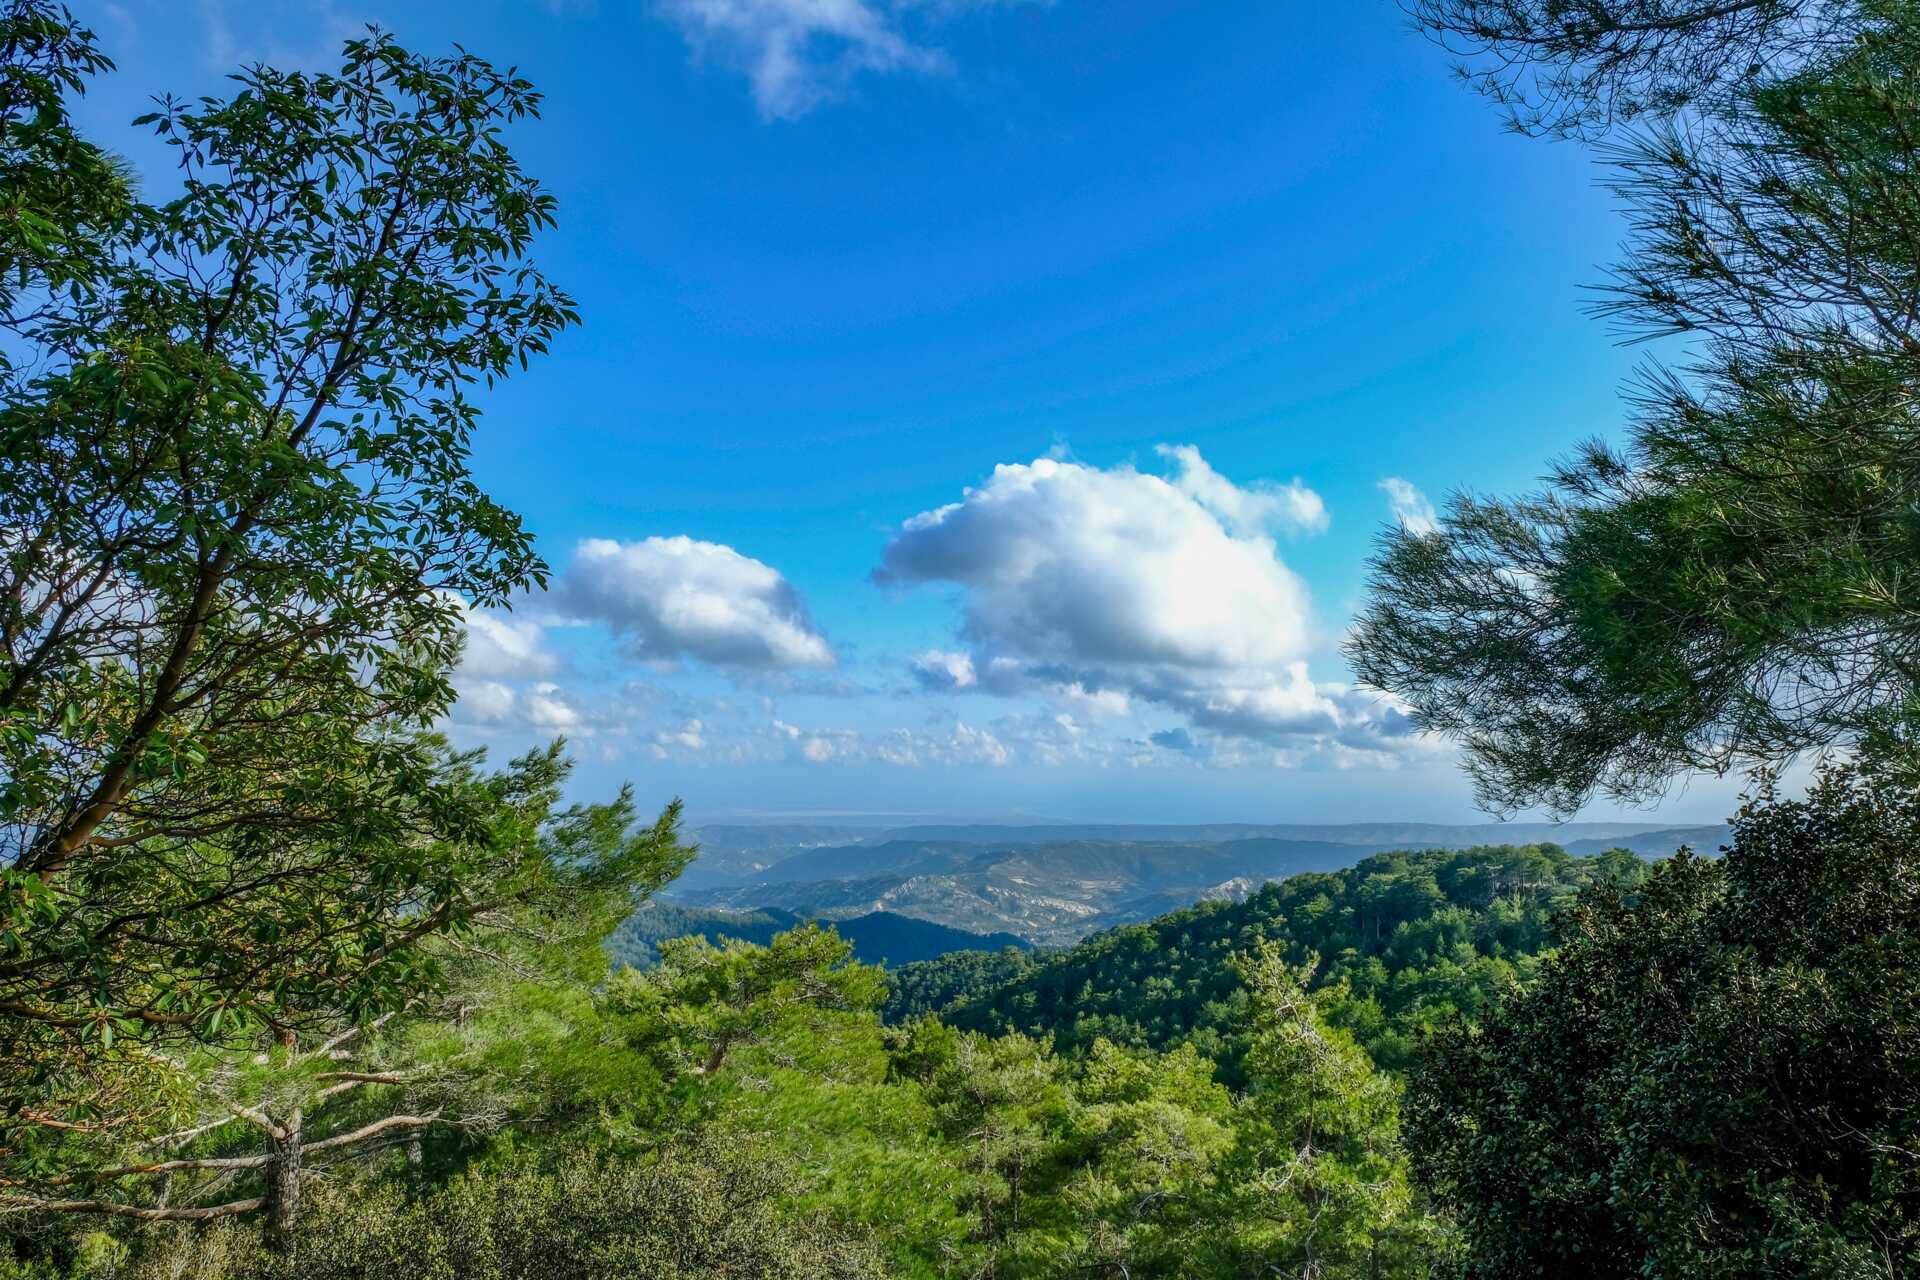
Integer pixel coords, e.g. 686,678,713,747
556,536,834,671
653,0,1025,119
879,450,1422,758
657,718,708,750
456,601,561,680
452,678,591,734
1380,476,1439,537
1058,681,1130,717
458,680,519,724
872,720,1011,767
523,682,584,729
910,649,977,690
637,715,1015,768
946,721,1011,766
878,453,1313,671
1156,444,1328,536
1132,663,1413,749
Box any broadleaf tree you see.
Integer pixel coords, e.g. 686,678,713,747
0,757,686,1250
0,0,665,1190
1406,764,1920,1277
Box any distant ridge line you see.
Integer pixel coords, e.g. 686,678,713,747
854,820,1709,847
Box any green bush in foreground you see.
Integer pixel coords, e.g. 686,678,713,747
113,1144,886,1280
1409,764,1920,1278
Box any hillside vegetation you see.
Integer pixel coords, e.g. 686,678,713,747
667,821,1722,946
888,843,1651,1083
610,902,1032,969
672,837,1381,943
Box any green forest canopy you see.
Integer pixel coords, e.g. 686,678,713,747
610,903,1032,971
884,843,1651,1082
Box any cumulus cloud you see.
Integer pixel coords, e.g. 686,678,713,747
1133,663,1414,749
523,682,585,729
654,0,1028,120
454,679,589,733
457,679,519,724
1059,681,1130,717
456,601,561,680
448,599,593,737
1380,476,1439,537
632,712,1013,768
873,720,1011,767
555,536,834,671
1156,444,1328,536
877,453,1314,671
879,449,1420,758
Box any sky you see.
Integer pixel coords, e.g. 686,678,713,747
70,0,1757,826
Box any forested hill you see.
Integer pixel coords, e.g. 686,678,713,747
1560,823,1729,859
885,843,1650,1085
611,901,1031,969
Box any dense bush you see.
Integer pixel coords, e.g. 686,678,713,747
113,1145,885,1280
1409,766,1920,1278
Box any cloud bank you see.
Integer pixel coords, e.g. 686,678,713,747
442,460,1431,775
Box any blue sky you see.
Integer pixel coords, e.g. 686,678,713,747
76,0,1749,825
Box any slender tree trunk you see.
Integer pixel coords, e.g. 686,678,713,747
406,1131,424,1196
262,1111,302,1255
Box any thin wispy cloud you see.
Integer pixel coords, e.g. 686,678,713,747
1380,476,1439,536
653,0,1037,119
192,0,364,72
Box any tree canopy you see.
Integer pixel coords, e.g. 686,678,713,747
0,751,687,1244
1352,1,1920,812
897,843,1645,1081
1407,765,1920,1276
0,1,588,1139
1406,0,1861,138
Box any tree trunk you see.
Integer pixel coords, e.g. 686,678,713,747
406,1130,424,1195
263,1107,302,1256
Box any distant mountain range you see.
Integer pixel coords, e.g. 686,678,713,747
753,820,1694,849
1560,825,1730,858
671,824,884,889
662,820,1731,946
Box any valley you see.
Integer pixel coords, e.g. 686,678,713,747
662,820,1728,945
